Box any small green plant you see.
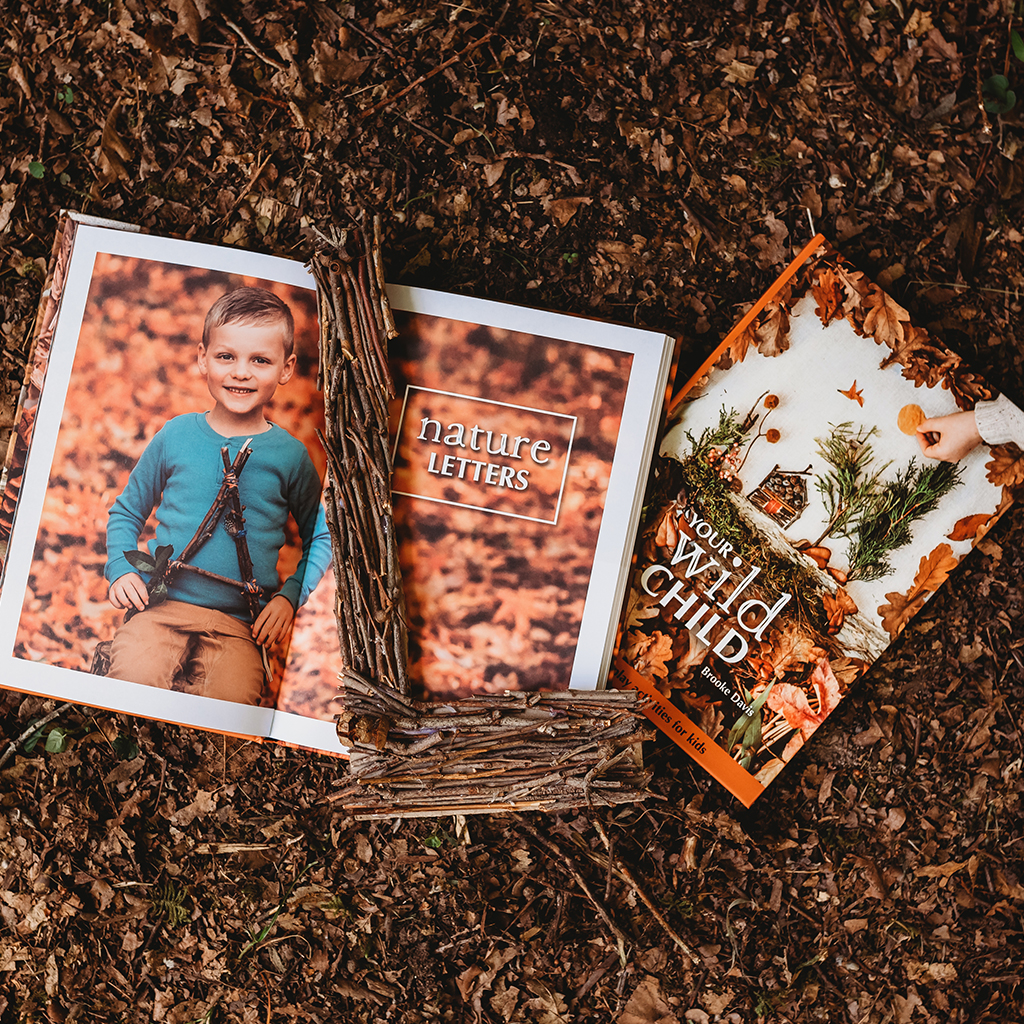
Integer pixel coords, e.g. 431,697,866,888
813,423,886,547
983,28,1024,114
151,879,191,926
422,826,457,849
237,862,317,959
28,160,45,179
845,458,962,580
24,724,68,754
56,84,74,106
984,74,1017,113
112,732,140,760
724,679,778,770
686,405,748,464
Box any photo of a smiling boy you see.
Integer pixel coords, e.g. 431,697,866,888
104,286,332,706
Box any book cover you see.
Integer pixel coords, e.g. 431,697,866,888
0,217,345,754
612,236,1022,806
386,287,675,700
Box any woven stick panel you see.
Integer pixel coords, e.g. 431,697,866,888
312,217,654,816
309,218,409,696
334,671,655,817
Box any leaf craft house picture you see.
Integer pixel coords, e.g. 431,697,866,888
614,239,1021,805
0,219,345,754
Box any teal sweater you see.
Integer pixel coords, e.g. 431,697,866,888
105,413,330,622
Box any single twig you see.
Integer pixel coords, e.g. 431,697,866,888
514,816,629,966
0,702,75,769
359,32,495,120
221,16,289,72
592,819,698,962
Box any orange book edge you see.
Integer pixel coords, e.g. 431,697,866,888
668,233,826,415
611,235,825,805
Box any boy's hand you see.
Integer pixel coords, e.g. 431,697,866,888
917,411,982,462
253,594,295,648
109,572,150,611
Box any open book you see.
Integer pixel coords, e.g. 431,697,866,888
0,214,344,753
612,236,1023,805
0,215,674,754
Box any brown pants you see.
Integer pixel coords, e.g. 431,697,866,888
108,599,266,705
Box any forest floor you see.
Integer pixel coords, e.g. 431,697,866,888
2,1,1024,1021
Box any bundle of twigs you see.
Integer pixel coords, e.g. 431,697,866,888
333,669,655,817
312,215,654,816
309,217,409,695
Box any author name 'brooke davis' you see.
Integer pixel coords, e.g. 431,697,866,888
638,506,792,674
417,416,554,492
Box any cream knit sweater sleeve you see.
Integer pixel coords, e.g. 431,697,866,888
974,393,1024,447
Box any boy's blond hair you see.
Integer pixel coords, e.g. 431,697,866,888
202,287,295,358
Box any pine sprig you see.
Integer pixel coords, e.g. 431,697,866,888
685,405,747,463
845,460,962,580
813,423,888,546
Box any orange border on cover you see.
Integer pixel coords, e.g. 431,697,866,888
611,658,765,807
667,233,826,417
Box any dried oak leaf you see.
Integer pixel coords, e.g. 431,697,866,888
94,98,133,187
624,629,673,680
985,444,1024,489
822,587,858,634
836,263,872,318
944,366,994,410
169,0,203,43
878,323,934,369
811,267,843,325
900,343,961,389
755,299,791,357
652,504,680,552
861,285,909,349
623,586,661,629
751,212,789,270
726,320,758,365
619,976,678,1024
544,196,592,226
947,512,992,543
829,655,870,688
878,543,959,639
764,621,826,677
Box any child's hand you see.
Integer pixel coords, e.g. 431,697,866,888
253,594,295,648
916,411,983,462
109,572,150,611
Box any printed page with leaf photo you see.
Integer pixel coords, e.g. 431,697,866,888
612,235,1023,806
0,214,345,755
386,287,675,700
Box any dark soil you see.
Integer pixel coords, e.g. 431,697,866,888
2,1,1023,1021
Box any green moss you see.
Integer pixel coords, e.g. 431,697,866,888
678,456,828,635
